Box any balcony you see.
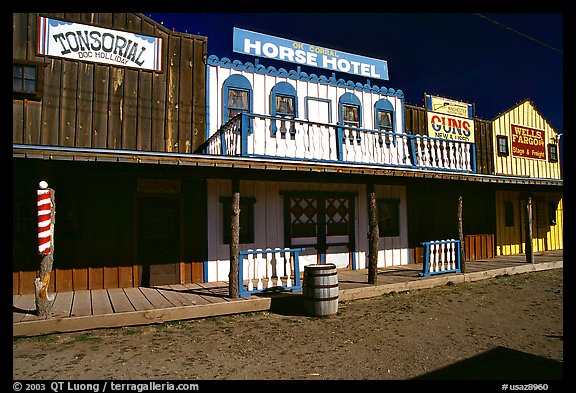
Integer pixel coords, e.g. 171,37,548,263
195,113,477,173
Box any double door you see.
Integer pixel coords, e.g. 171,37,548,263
284,192,355,269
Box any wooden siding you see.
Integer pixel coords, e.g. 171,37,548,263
206,180,409,283
12,13,207,154
492,100,561,179
495,190,563,256
207,64,404,138
404,105,494,175
12,159,207,295
465,234,494,260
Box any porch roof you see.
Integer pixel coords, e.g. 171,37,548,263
13,144,563,188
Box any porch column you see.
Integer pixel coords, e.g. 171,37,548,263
525,196,534,264
367,183,379,284
458,195,466,273
229,178,240,298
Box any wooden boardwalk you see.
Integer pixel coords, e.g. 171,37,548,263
13,250,563,337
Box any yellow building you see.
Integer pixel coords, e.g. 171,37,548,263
492,99,563,255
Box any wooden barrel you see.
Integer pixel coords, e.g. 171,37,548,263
303,263,339,317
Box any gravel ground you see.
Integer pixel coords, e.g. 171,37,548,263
13,268,563,382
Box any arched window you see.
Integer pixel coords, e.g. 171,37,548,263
374,98,395,146
223,74,252,123
338,92,362,128
270,81,297,136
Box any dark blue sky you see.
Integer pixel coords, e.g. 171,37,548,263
148,13,563,135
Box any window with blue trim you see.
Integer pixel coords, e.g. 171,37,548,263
227,88,250,119
270,81,297,137
223,74,252,123
375,98,395,146
339,93,362,128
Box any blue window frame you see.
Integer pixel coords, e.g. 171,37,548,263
375,98,395,146
270,81,297,137
338,92,362,128
223,74,253,123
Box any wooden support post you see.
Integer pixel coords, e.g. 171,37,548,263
525,196,534,264
229,178,240,298
35,181,55,317
458,195,466,273
367,183,379,284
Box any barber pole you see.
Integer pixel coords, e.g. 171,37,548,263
37,181,52,255
35,181,55,317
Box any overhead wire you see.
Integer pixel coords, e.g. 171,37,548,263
475,13,563,55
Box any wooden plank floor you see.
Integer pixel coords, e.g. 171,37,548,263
13,250,563,336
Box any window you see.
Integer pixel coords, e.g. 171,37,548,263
376,110,393,131
13,62,43,100
222,74,252,123
221,197,255,244
548,202,557,226
342,104,360,128
497,135,509,156
338,92,362,128
504,201,514,227
377,199,400,237
375,98,395,146
227,88,250,119
548,144,558,162
276,94,295,116
270,81,298,136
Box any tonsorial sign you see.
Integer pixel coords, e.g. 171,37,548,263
37,16,163,72
233,28,389,80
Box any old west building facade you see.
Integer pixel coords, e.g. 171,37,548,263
13,13,562,295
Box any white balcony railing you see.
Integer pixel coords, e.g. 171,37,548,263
196,113,477,173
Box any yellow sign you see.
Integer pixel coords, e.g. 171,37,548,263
425,94,474,119
426,112,475,143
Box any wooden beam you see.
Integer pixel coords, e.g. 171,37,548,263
525,196,534,264
367,183,379,284
229,178,240,298
458,195,466,273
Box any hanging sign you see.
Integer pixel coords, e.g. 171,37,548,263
511,124,546,160
37,16,163,72
425,94,475,143
426,113,475,142
425,94,474,119
233,28,388,80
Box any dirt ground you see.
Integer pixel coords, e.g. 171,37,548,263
13,268,563,381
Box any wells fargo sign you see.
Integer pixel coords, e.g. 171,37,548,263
511,124,546,160
37,16,163,72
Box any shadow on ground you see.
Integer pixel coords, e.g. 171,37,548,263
264,292,307,317
413,346,563,380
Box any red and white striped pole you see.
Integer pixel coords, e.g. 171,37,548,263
35,180,55,316
37,181,53,255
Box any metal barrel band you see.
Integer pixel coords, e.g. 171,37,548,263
305,283,339,289
303,295,339,302
306,271,338,277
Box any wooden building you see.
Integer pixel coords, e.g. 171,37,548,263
13,12,208,294
13,13,562,296
490,100,563,255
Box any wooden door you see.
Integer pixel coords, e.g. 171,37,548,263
285,193,355,269
137,196,181,286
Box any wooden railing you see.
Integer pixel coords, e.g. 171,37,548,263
419,239,462,277
196,113,477,173
238,248,305,297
